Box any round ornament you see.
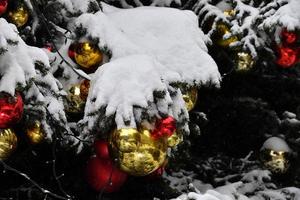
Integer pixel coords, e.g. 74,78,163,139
86,156,127,193
65,84,86,115
26,121,44,144
235,52,254,72
109,128,168,176
215,22,238,47
151,116,176,139
281,29,297,44
74,42,103,72
0,0,8,16
260,137,292,174
94,140,110,159
0,128,17,160
79,80,90,101
8,4,29,27
0,92,23,129
167,131,183,147
181,86,198,111
276,46,298,68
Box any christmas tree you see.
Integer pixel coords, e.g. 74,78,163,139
0,0,299,199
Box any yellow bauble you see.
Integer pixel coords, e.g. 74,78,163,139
215,23,238,47
65,84,86,114
109,128,168,176
8,5,29,27
26,121,44,144
74,42,103,72
182,87,198,111
0,128,17,160
167,131,183,147
236,52,254,72
223,9,236,17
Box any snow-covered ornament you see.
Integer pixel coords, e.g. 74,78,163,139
7,3,29,27
0,128,17,160
0,92,23,129
26,121,44,144
215,23,238,47
74,42,103,73
181,86,198,111
109,128,168,176
260,137,292,174
0,0,8,16
235,52,254,72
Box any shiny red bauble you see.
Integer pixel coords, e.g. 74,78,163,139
0,0,8,16
68,43,76,60
86,156,127,193
0,92,23,129
152,116,176,139
281,29,297,44
94,140,110,159
276,46,298,68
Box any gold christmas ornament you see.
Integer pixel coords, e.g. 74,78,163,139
181,87,198,111
215,23,238,47
235,52,254,72
26,121,44,144
65,84,86,115
223,9,236,17
109,128,168,176
74,42,103,72
167,131,183,147
0,128,17,160
8,4,29,27
260,137,292,174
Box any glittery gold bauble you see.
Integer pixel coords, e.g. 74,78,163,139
65,84,86,114
26,121,44,144
167,131,183,147
236,52,254,72
215,23,238,47
181,87,198,111
260,137,292,174
109,128,168,176
0,128,17,160
223,9,236,17
74,42,103,72
8,5,29,27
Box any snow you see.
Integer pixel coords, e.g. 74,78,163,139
261,137,292,152
73,3,220,131
260,0,300,31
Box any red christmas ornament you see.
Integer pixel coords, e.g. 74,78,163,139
152,116,176,139
68,43,76,60
281,29,297,44
94,140,110,159
0,0,8,16
44,43,53,52
276,46,298,68
0,92,23,129
147,166,164,179
86,156,127,193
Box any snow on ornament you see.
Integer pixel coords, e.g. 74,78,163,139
260,137,292,174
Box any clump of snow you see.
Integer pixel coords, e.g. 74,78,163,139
73,3,220,132
261,137,292,152
259,0,300,31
